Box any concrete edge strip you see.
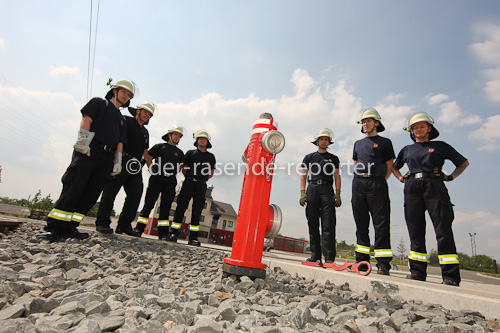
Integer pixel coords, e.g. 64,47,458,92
262,257,500,321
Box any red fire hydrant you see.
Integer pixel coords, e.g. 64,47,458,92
223,113,285,279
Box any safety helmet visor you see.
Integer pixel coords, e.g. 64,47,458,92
194,129,212,148
168,124,184,135
357,108,385,133
194,129,211,141
404,112,434,132
162,124,184,142
312,128,334,145
137,102,158,117
111,79,138,98
356,108,381,124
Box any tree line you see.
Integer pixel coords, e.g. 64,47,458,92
0,191,114,218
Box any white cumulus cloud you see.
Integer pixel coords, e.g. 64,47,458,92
425,93,449,105
49,65,82,83
437,101,481,127
470,24,500,103
470,24,500,65
423,94,481,127
374,94,414,134
469,114,500,151
482,67,500,103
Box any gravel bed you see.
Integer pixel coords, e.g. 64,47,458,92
0,222,499,332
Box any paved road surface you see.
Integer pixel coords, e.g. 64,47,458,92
262,249,500,285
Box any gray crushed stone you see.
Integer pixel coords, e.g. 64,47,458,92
0,222,499,332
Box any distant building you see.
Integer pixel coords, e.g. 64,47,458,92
145,185,237,246
142,185,307,253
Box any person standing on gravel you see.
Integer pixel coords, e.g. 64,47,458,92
40,79,136,242
135,125,185,241
351,108,395,275
393,112,469,287
168,129,216,245
299,128,341,264
95,102,158,237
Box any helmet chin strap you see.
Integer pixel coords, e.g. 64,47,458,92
112,91,118,109
112,88,128,109
168,134,177,146
112,89,122,109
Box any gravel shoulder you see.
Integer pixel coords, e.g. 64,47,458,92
0,221,499,332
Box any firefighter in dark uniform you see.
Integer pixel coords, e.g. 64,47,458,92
168,129,216,245
300,128,341,264
135,124,185,240
352,108,395,275
95,102,157,236
40,79,137,241
393,112,469,286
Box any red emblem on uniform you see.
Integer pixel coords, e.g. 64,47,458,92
120,120,124,126
373,143,379,148
428,148,435,153
174,152,178,157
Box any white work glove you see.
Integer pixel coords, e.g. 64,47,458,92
175,179,184,194
111,151,122,176
74,129,95,156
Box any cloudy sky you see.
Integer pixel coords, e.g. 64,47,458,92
1,1,499,260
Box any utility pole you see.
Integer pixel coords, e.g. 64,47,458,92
469,233,477,258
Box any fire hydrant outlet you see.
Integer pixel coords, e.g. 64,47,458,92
262,130,285,155
265,204,282,239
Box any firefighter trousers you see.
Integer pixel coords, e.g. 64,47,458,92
305,183,336,262
404,178,460,284
96,159,143,229
172,178,207,239
351,177,392,269
46,147,113,232
138,175,176,237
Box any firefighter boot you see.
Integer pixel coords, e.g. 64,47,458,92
157,226,170,241
167,229,178,243
96,225,113,234
188,231,201,246
66,229,90,240
134,224,145,237
115,224,141,237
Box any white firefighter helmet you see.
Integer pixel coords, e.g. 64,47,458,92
193,129,212,149
162,124,184,142
128,101,158,117
403,112,439,141
107,79,138,98
105,78,138,108
312,128,334,146
356,108,385,133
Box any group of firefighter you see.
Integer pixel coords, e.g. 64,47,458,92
301,108,468,287
40,78,469,287
40,79,215,247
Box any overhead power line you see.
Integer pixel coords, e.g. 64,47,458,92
86,0,93,100
90,0,101,98
0,76,74,156
86,0,101,100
